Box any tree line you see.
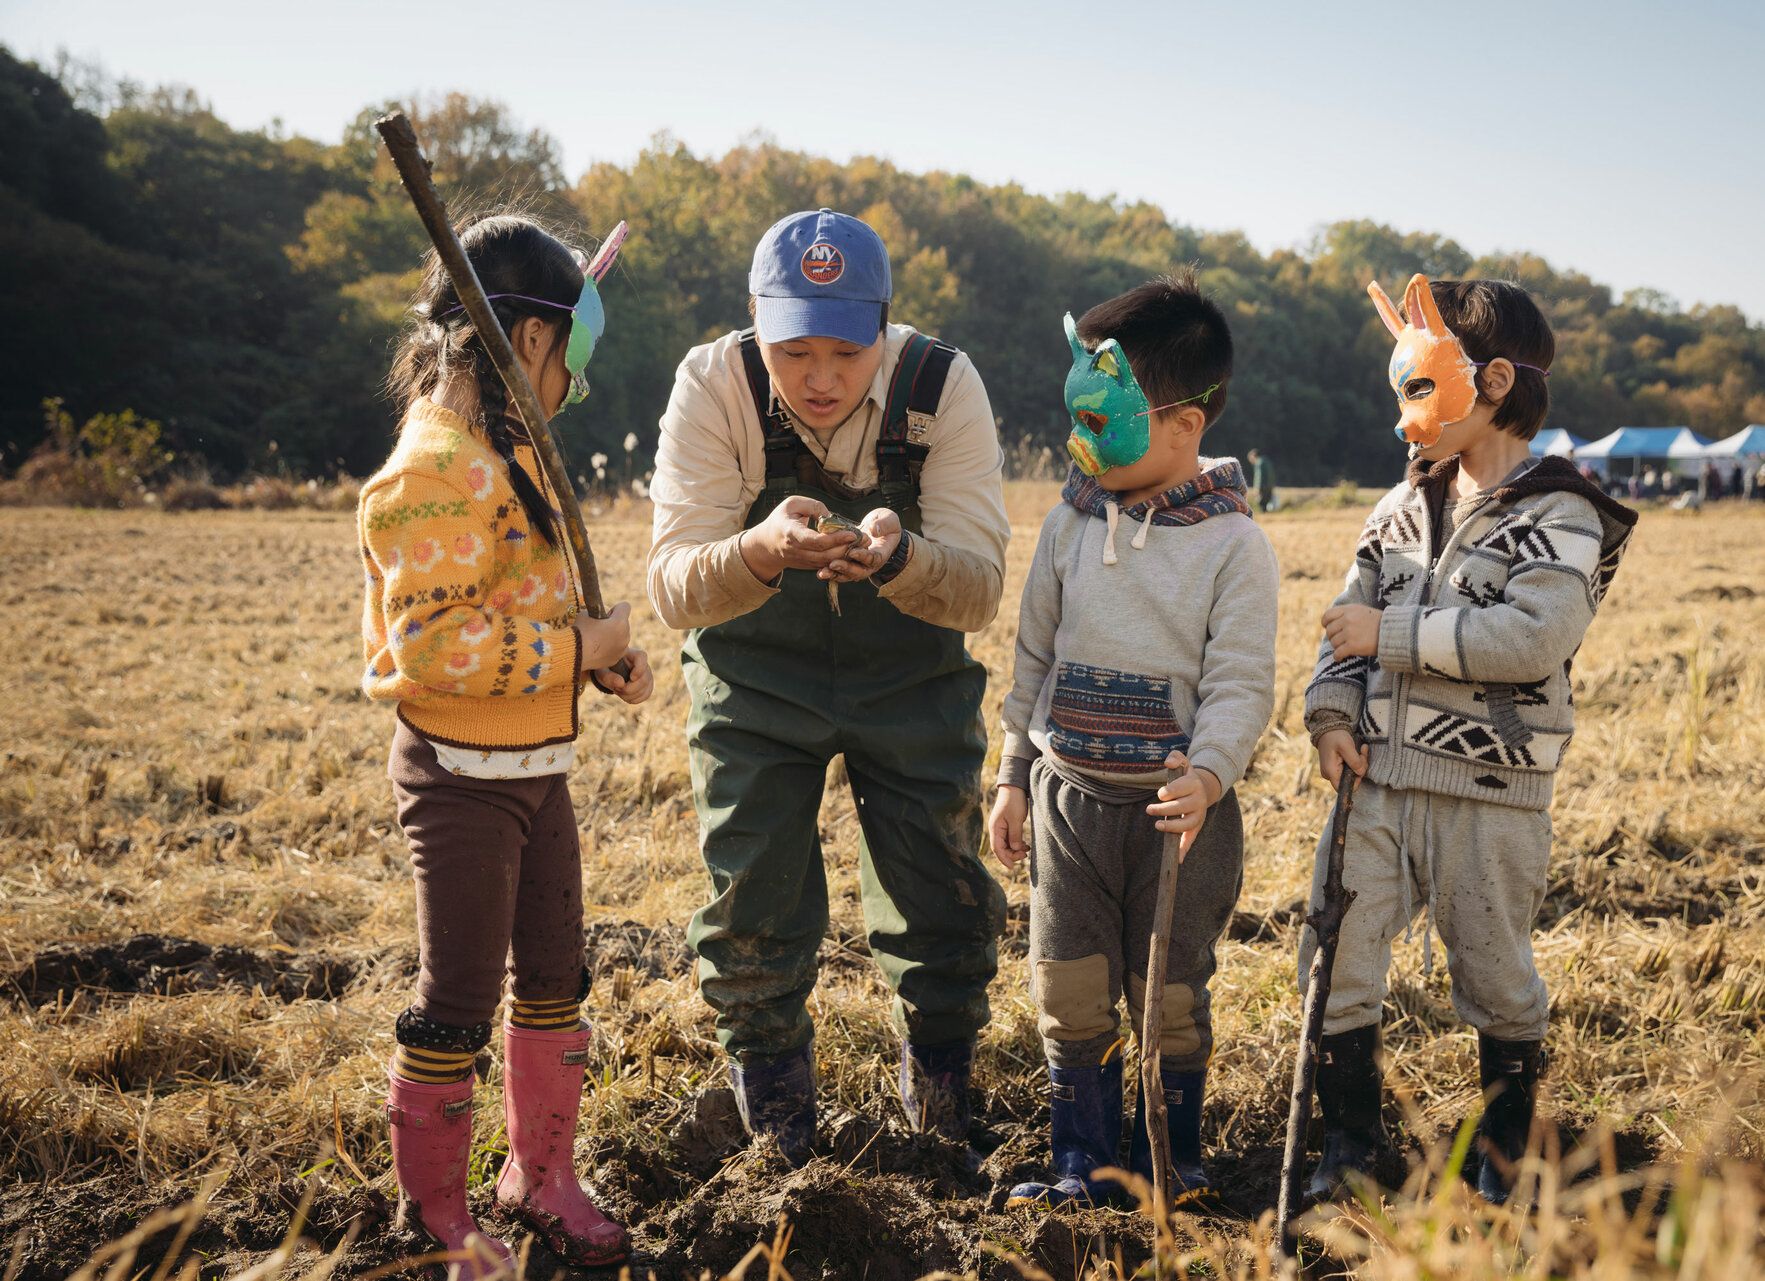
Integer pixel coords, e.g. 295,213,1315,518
4,47,1762,487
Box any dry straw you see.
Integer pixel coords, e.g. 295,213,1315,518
1,493,1760,1277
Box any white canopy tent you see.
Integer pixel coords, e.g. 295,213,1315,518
1530,428,1587,458
1703,426,1765,458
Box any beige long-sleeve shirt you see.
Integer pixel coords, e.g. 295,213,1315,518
646,324,1010,633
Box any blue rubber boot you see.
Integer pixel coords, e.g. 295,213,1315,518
899,1039,975,1142
1007,1060,1126,1209
1129,1064,1213,1206
729,1044,817,1167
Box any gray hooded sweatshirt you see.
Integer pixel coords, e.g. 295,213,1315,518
999,460,1279,795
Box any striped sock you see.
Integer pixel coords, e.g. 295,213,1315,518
393,1043,475,1085
509,996,582,1032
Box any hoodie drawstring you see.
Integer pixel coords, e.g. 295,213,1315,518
1101,501,1153,564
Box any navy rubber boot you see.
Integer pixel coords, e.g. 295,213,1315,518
899,1039,975,1142
1475,1033,1545,1205
729,1044,817,1167
1129,1064,1213,1205
1305,1023,1385,1201
1006,1061,1126,1209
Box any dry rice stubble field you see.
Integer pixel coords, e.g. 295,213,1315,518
0,489,1761,1279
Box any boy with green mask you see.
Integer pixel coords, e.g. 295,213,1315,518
990,269,1278,1208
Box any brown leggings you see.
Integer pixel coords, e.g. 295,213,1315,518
389,722,586,1030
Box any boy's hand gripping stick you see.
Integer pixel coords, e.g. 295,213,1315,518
374,111,629,678
1276,762,1360,1255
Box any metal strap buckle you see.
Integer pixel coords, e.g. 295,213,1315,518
906,410,935,445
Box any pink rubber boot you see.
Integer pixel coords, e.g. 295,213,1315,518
386,1072,515,1279
496,1023,630,1268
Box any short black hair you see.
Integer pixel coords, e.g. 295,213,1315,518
1075,268,1233,428
1428,279,1554,441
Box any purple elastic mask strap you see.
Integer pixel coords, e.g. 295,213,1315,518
1472,359,1551,378
437,293,574,319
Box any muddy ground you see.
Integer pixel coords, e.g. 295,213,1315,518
0,923,1666,1281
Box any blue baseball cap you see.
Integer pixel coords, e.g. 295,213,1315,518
748,208,891,346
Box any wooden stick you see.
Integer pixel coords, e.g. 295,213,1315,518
373,111,616,630
1275,765,1360,1255
1139,763,1190,1225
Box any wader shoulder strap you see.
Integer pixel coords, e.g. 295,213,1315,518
877,333,957,490
737,328,801,482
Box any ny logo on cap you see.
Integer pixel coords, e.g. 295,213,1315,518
801,242,845,286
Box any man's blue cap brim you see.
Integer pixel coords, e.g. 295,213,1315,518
753,294,884,347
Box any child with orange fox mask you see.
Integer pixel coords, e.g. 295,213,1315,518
1299,276,1637,1206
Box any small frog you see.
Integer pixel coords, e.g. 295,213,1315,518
814,513,867,615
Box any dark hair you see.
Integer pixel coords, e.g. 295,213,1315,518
745,295,890,334
1075,268,1234,428
387,212,585,545
1427,279,1554,441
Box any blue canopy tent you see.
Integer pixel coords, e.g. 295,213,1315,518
1578,427,1685,460
1703,426,1765,457
1577,427,1711,476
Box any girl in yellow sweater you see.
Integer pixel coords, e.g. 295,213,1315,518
359,212,649,1274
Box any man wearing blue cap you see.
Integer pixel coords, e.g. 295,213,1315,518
647,209,1010,1164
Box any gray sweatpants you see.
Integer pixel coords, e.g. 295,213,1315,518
1299,778,1552,1042
1028,758,1245,1072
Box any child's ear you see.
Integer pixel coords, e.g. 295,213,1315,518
512,314,548,359
1478,357,1516,403
1170,404,1207,441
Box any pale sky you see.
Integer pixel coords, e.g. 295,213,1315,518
5,0,1761,319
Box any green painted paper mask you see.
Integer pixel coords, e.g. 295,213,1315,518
1063,313,1153,477
561,221,628,407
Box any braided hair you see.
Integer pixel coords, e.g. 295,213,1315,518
387,213,586,546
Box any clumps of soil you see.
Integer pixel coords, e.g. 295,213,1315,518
1228,898,1306,943
585,920,695,982
1541,824,1762,928
3,934,358,1006
580,1084,1169,1281
0,1171,396,1281
1679,583,1756,601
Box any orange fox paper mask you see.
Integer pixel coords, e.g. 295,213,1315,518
1369,273,1480,447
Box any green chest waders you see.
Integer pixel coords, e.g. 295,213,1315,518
681,332,1006,1062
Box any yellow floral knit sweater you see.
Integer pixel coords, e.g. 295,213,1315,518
358,398,582,750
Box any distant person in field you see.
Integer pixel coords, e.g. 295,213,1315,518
646,209,1009,1164
1247,446,1277,512
359,214,652,1273
991,272,1277,1209
1304,276,1636,1206
1700,459,1723,503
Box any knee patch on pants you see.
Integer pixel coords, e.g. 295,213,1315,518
1033,953,1116,1043
1126,973,1202,1058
